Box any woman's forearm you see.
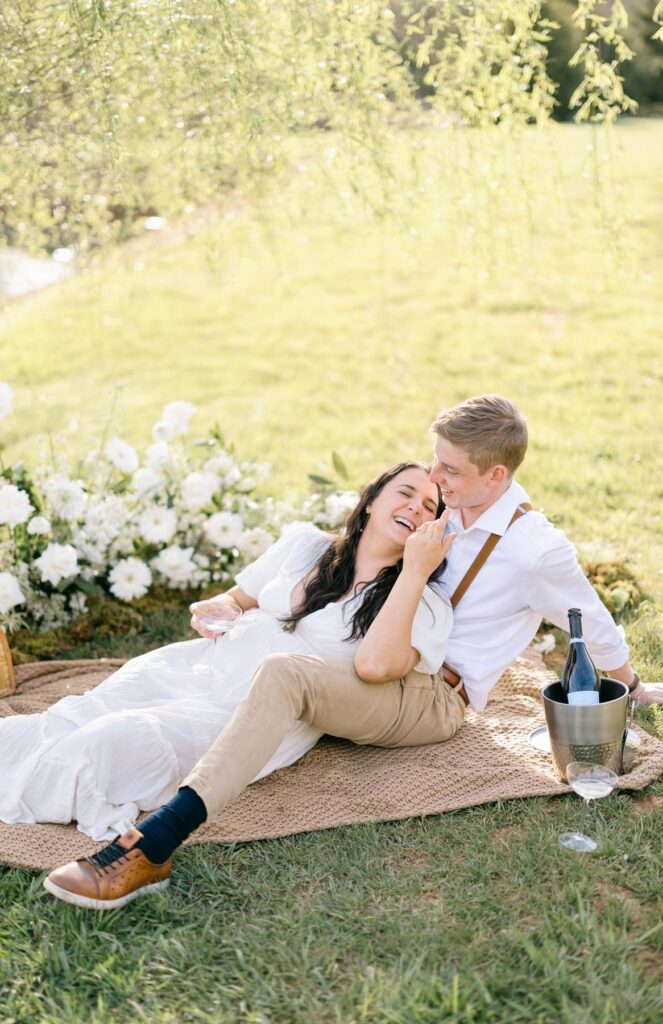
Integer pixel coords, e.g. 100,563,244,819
354,568,428,683
210,586,258,612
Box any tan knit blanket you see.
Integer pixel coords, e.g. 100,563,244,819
1,652,662,871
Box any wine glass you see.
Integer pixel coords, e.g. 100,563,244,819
193,604,242,639
559,761,618,853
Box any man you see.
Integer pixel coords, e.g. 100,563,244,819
44,394,663,909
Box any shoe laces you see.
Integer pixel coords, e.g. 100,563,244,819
86,838,133,874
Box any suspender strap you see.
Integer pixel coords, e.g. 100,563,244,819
449,503,533,610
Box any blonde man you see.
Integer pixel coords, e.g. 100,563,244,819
44,394,663,908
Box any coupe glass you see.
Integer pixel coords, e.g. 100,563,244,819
559,761,618,853
194,604,242,638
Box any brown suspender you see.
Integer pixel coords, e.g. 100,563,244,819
449,503,533,609
441,502,533,700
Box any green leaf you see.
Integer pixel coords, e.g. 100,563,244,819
331,451,348,480
74,578,106,597
308,474,333,486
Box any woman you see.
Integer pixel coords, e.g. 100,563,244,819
3,463,456,894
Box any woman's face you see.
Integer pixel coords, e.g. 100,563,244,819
365,467,440,551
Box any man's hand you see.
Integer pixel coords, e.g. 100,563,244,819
631,681,663,706
403,509,457,579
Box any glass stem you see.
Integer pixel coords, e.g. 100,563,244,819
583,797,592,835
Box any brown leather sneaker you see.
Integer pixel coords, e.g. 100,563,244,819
43,827,173,910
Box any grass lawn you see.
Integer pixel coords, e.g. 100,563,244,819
1,121,662,1022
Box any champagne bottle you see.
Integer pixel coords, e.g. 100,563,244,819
561,608,600,706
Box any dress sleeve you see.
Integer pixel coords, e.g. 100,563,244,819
234,523,331,600
410,584,454,675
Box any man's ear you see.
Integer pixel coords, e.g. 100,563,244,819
489,465,509,485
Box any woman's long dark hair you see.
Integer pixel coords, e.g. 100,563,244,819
281,462,444,641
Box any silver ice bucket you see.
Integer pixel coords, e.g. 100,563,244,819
542,678,629,783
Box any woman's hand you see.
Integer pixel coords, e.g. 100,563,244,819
189,597,243,639
403,509,457,579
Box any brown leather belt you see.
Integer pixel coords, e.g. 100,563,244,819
440,663,469,707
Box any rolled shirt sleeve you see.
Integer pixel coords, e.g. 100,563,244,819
411,585,454,675
524,533,630,671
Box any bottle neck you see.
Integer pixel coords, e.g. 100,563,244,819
568,611,583,640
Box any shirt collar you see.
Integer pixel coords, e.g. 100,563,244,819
447,479,531,537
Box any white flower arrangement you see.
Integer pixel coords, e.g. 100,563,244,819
0,384,358,635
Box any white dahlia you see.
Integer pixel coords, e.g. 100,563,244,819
106,436,139,474
138,505,178,544
43,474,87,521
238,528,273,560
151,544,196,586
131,466,165,498
109,557,152,601
180,471,220,511
203,511,244,549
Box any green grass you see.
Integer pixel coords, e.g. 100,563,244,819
1,796,662,1023
1,121,663,1021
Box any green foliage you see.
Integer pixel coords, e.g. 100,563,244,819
542,0,663,120
1,0,654,260
582,556,647,618
0,0,412,256
568,0,638,122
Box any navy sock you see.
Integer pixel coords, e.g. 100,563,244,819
135,786,208,864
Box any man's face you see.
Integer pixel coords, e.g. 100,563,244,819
430,436,497,512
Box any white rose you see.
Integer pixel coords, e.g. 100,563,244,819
203,511,244,548
151,544,196,585
109,557,152,601
84,496,130,538
151,419,176,443
161,400,196,435
204,451,235,474
238,527,273,560
27,515,51,535
34,542,79,586
138,505,177,544
145,441,173,469
0,382,13,422
132,466,165,497
0,484,33,528
324,491,359,527
180,471,220,511
0,571,25,614
106,436,139,474
43,474,87,521
224,465,242,488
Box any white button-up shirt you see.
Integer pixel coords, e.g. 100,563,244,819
434,480,629,711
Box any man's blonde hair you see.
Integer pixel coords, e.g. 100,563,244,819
431,395,528,475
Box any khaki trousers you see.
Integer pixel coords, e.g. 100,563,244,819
182,653,466,819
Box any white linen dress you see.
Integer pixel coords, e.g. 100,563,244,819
0,524,453,840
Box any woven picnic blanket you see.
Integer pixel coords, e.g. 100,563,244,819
1,651,662,870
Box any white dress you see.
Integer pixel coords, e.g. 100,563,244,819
0,525,453,840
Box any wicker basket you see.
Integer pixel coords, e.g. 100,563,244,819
0,626,15,698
